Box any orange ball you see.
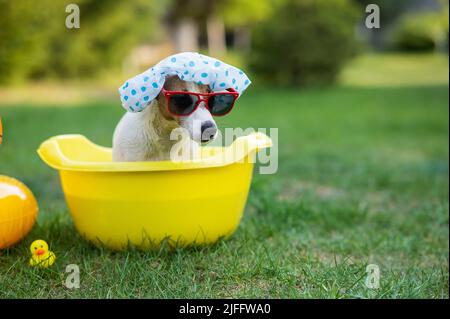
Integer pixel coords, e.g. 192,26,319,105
0,175,38,249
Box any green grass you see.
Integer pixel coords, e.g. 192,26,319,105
340,53,450,87
0,54,448,298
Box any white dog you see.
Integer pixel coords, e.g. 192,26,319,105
112,52,250,162
113,75,218,161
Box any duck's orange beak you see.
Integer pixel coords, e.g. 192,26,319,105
36,249,45,256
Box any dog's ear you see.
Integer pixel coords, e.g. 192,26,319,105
155,75,175,104
156,90,166,105
164,75,184,90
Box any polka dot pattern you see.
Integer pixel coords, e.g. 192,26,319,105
119,52,251,113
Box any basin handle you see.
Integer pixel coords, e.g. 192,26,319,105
223,132,272,163
37,139,73,170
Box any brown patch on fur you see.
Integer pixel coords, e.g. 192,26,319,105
156,75,210,122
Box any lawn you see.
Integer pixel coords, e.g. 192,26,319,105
0,54,448,298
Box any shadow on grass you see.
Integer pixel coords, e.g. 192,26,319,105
0,85,448,298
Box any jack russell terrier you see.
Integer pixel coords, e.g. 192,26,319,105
113,52,251,162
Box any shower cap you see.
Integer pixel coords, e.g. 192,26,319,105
119,52,251,113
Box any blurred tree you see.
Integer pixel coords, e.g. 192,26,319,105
165,0,272,55
249,0,360,86
222,0,272,51
355,0,411,24
390,9,449,51
354,0,410,48
0,0,165,84
0,0,58,83
165,0,202,52
47,0,165,78
165,0,228,55
355,0,448,50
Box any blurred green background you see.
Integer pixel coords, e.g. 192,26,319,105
0,0,448,90
0,0,448,298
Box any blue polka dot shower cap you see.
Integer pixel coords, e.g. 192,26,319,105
119,52,251,113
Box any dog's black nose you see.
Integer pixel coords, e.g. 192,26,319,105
201,121,217,142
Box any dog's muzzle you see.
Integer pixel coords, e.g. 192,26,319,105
201,121,217,143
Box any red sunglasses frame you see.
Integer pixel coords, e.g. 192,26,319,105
161,87,239,117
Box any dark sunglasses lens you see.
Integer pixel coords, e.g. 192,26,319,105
209,94,235,115
168,94,199,115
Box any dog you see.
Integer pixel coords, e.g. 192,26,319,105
112,75,218,162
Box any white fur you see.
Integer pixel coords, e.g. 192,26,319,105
112,81,217,162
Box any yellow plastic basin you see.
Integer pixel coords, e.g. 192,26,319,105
37,132,271,250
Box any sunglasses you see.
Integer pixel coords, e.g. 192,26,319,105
161,88,239,117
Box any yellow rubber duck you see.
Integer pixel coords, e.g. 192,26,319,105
29,240,56,268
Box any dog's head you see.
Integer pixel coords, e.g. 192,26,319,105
156,75,218,144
